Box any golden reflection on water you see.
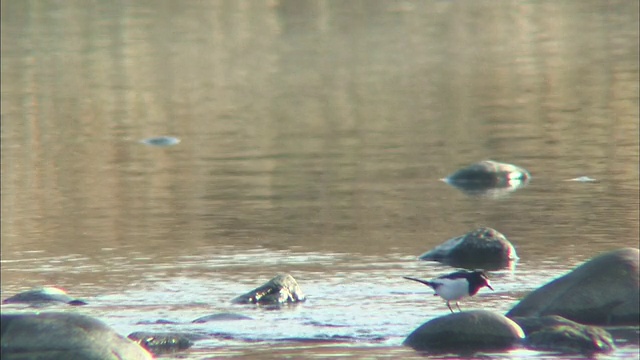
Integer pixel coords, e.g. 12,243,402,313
1,1,638,358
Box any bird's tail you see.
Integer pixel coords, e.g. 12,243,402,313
403,276,436,289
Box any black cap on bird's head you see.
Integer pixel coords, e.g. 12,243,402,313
474,270,493,291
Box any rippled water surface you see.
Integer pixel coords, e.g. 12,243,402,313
1,1,639,359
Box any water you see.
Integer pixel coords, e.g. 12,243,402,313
1,1,638,359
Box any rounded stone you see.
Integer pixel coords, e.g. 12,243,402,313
404,310,525,354
2,287,87,306
512,315,615,354
231,274,305,305
506,248,639,326
419,227,518,270
1,312,152,360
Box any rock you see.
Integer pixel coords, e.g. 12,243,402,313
511,315,615,354
2,287,87,306
404,310,524,354
443,160,530,197
506,248,639,326
231,274,305,305
192,313,253,323
418,227,518,270
128,332,198,354
139,136,180,147
1,312,152,360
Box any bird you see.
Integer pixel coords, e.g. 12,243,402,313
403,270,493,313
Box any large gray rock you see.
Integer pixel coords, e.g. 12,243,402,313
443,160,530,197
3,287,87,306
404,310,524,354
511,315,615,354
506,248,639,325
419,227,518,270
231,274,305,305
1,312,152,360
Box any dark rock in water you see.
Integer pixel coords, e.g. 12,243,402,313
1,312,152,360
419,227,518,271
135,319,180,325
2,287,87,306
192,312,253,323
231,274,305,305
443,160,530,197
128,332,198,354
511,315,615,354
140,136,181,147
506,248,639,326
404,310,524,354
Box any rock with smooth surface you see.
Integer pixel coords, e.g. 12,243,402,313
419,227,518,270
192,312,253,323
404,310,525,354
512,315,615,354
231,274,305,305
128,332,198,354
2,287,87,306
1,312,152,360
506,248,640,326
443,160,530,197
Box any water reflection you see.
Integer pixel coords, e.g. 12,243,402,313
1,0,638,359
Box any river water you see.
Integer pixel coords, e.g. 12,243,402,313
1,1,638,359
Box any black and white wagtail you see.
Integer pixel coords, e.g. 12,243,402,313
403,270,493,313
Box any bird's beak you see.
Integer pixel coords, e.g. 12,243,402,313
487,282,494,291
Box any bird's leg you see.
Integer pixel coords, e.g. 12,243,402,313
446,301,454,313
456,302,462,312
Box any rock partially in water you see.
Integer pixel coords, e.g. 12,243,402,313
506,248,639,326
511,315,615,354
2,286,87,306
565,176,597,183
128,332,199,355
140,136,181,147
192,312,253,323
443,160,530,197
418,227,518,270
404,310,524,354
231,274,306,305
1,312,152,360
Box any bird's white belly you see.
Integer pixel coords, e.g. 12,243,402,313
432,278,469,301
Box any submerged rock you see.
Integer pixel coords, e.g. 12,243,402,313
418,227,518,270
2,287,87,306
1,312,152,360
128,332,199,354
192,312,253,323
404,310,524,354
443,160,530,197
231,274,305,305
511,315,615,354
140,136,181,147
506,248,639,326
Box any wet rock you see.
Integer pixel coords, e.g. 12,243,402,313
135,319,180,325
443,160,530,197
140,136,180,147
128,332,198,354
418,227,518,270
1,312,152,360
565,176,597,183
192,312,253,323
231,274,305,305
511,315,615,354
404,310,524,354
506,248,639,326
2,287,87,306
